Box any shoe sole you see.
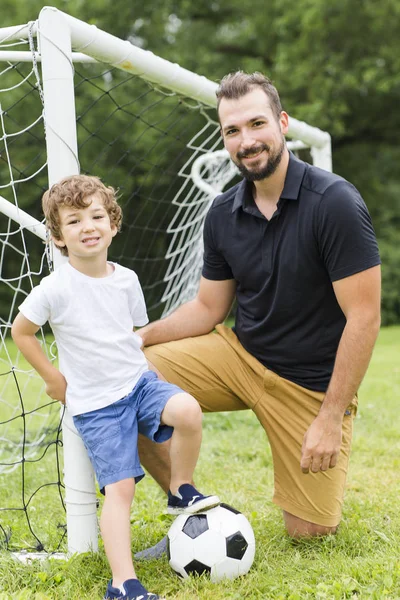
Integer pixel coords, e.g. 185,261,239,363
167,495,220,515
105,592,165,599
105,596,166,599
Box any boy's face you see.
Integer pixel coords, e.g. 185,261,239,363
54,193,117,260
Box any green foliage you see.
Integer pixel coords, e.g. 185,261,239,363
379,236,400,326
1,0,399,322
132,0,400,324
334,143,400,325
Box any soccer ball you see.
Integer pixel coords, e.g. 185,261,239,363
167,503,255,582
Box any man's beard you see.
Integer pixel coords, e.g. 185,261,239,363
234,138,285,182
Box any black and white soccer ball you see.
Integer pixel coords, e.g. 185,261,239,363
167,503,256,582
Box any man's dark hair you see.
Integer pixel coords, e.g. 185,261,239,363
216,71,283,121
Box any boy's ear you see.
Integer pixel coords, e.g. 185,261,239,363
51,235,66,249
111,224,118,237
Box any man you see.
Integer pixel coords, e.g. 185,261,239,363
135,71,381,558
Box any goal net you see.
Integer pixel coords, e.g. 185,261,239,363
0,8,332,556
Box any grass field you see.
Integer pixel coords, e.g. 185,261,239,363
0,326,399,599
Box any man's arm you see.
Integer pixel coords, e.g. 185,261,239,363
301,265,381,474
11,313,67,404
139,276,236,347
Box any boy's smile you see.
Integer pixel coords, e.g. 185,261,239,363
54,193,117,274
81,235,101,246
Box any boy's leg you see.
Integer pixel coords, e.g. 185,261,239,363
73,398,160,587
159,392,202,494
135,373,220,514
101,479,166,599
101,479,136,587
160,391,220,514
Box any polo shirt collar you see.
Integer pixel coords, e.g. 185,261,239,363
281,151,306,200
231,151,306,213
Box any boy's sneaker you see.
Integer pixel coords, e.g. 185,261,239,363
167,484,220,515
104,578,165,600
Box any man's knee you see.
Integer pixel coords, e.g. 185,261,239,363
283,511,338,539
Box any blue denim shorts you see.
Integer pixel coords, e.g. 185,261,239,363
73,371,182,494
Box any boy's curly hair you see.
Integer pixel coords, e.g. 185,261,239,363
42,174,122,256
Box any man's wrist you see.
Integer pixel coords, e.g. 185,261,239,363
318,400,346,422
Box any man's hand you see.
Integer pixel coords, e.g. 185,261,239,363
300,412,343,474
44,369,67,404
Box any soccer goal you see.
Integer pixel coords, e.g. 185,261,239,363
0,7,332,558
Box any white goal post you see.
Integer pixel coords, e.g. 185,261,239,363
0,6,332,557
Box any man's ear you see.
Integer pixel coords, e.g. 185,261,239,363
280,111,289,135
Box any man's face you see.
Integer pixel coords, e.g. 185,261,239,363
219,87,289,181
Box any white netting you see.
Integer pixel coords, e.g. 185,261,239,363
0,14,330,553
0,28,230,553
162,140,309,315
0,30,66,552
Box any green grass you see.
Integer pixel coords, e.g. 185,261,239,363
0,327,399,599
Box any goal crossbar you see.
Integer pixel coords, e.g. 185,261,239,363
0,6,331,163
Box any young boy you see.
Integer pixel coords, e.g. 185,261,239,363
11,174,220,600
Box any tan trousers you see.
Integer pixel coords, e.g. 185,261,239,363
145,324,356,527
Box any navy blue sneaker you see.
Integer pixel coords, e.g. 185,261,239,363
167,484,220,515
104,578,165,600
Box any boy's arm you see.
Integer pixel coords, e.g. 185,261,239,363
11,313,67,404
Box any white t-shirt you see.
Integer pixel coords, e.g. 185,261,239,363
19,262,149,416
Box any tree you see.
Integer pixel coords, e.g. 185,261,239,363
1,0,399,322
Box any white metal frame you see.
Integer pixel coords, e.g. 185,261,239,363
0,7,332,170
38,7,98,556
0,6,333,556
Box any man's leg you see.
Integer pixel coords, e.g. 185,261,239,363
283,512,337,538
137,435,171,494
252,368,355,538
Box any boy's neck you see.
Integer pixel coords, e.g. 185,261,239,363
68,255,113,278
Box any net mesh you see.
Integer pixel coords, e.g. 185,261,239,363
0,33,229,552
0,24,322,553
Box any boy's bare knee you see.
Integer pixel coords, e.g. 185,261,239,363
283,511,338,539
164,393,202,430
105,478,135,503
176,395,202,430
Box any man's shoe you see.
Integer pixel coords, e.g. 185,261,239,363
134,536,168,561
167,484,220,515
104,578,165,600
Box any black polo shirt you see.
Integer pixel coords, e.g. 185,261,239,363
202,152,381,392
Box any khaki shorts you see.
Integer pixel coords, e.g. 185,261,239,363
145,324,356,528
